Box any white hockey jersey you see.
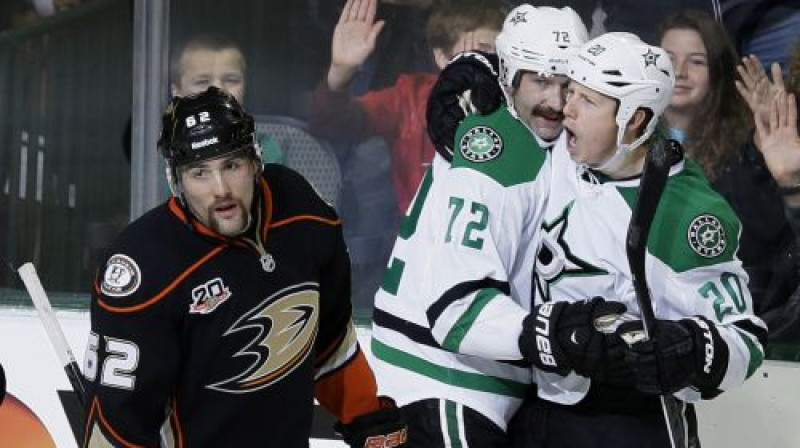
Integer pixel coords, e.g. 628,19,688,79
533,139,767,405
371,106,551,429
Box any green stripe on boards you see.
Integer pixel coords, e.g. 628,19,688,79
442,288,502,351
445,401,463,448
371,339,528,398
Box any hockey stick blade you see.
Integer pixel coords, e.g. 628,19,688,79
624,138,687,448
17,262,88,412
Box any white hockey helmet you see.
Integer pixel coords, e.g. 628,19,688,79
496,5,588,103
568,32,674,154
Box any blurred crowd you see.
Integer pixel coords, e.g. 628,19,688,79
1,0,799,354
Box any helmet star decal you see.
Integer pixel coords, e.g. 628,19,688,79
510,10,528,25
642,48,660,67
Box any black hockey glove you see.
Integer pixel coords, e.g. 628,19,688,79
619,316,729,396
426,50,502,161
519,297,627,377
334,396,408,447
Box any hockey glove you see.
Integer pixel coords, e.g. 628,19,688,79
619,317,729,396
334,396,408,447
519,297,627,377
426,50,502,161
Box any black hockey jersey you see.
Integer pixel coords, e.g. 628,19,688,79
83,165,380,447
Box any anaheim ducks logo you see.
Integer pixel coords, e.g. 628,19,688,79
208,283,319,393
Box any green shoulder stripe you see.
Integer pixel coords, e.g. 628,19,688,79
619,160,742,273
452,107,548,187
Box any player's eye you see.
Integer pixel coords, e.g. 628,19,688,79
187,168,209,179
223,160,241,171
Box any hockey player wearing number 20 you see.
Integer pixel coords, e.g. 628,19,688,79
508,33,768,447
82,87,407,447
369,6,624,447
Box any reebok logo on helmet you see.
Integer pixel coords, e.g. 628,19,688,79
191,136,219,150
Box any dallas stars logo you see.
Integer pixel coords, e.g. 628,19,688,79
642,49,660,67
459,126,503,162
688,214,726,258
534,203,608,302
510,10,527,25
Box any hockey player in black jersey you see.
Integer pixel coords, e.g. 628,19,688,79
82,87,407,447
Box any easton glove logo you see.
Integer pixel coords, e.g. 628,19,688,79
687,214,726,258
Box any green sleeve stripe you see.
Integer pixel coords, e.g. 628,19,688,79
371,339,528,398
398,165,434,240
441,288,502,351
734,327,764,379
445,401,464,448
380,257,406,296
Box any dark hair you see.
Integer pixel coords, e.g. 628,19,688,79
658,10,752,180
425,0,506,55
169,33,246,84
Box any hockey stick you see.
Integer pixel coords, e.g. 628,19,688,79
17,262,88,411
625,138,686,448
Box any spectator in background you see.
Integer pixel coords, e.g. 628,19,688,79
169,33,285,164
736,36,800,359
659,9,798,318
308,0,506,215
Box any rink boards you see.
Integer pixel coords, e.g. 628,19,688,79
0,309,797,447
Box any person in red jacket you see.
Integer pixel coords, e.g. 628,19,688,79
308,0,506,214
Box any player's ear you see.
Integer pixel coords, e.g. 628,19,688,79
624,108,650,141
170,83,179,98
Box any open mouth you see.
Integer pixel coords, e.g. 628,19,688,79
564,125,577,149
214,201,238,218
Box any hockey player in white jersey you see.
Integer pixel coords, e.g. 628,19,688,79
426,32,768,448
370,6,629,447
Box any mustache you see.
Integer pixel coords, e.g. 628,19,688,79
531,105,564,121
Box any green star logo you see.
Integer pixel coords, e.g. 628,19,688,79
459,126,503,162
534,202,608,302
688,214,726,258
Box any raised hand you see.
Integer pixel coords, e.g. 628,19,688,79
735,54,785,130
754,90,800,190
328,0,386,91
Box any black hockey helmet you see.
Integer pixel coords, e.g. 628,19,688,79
157,86,257,168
